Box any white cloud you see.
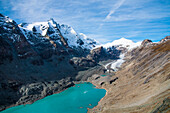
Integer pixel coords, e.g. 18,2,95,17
105,0,126,20
105,9,170,22
10,0,65,23
1,0,169,42
103,0,170,22
87,34,115,44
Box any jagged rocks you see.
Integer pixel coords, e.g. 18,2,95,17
69,57,97,69
89,47,106,61
88,46,121,62
151,97,170,113
0,15,36,63
77,38,84,45
160,36,170,43
141,39,152,46
17,79,75,102
109,77,118,84
87,74,117,86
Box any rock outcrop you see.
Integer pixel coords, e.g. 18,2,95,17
160,36,170,43
141,39,152,46
87,46,121,62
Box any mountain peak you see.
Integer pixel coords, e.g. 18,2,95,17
97,38,141,50
112,37,134,45
48,18,59,28
141,39,152,46
18,19,97,49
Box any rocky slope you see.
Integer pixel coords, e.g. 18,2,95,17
88,36,170,113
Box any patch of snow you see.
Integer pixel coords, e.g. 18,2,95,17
104,61,115,70
48,18,58,28
18,52,29,57
60,24,79,47
5,16,13,23
19,27,28,39
60,25,97,49
20,22,49,36
78,33,98,49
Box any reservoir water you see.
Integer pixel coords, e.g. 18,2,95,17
101,74,106,77
1,82,106,113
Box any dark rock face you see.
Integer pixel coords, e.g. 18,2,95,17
0,15,36,63
69,57,97,70
16,78,75,105
87,46,121,62
77,38,84,45
109,77,118,84
151,97,170,113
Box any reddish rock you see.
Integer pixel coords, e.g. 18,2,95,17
141,39,152,46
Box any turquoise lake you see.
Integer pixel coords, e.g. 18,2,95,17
1,82,106,113
101,75,106,77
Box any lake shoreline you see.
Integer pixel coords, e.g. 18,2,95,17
1,81,107,113
87,81,108,113
1,82,76,112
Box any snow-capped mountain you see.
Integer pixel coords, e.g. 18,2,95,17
93,38,141,72
96,38,141,50
19,18,97,50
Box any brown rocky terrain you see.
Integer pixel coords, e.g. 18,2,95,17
88,37,170,113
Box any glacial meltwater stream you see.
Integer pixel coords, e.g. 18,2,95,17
1,83,106,113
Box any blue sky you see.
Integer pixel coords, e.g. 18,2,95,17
0,0,170,43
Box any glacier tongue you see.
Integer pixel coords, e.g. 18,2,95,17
100,38,142,72
110,54,125,71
